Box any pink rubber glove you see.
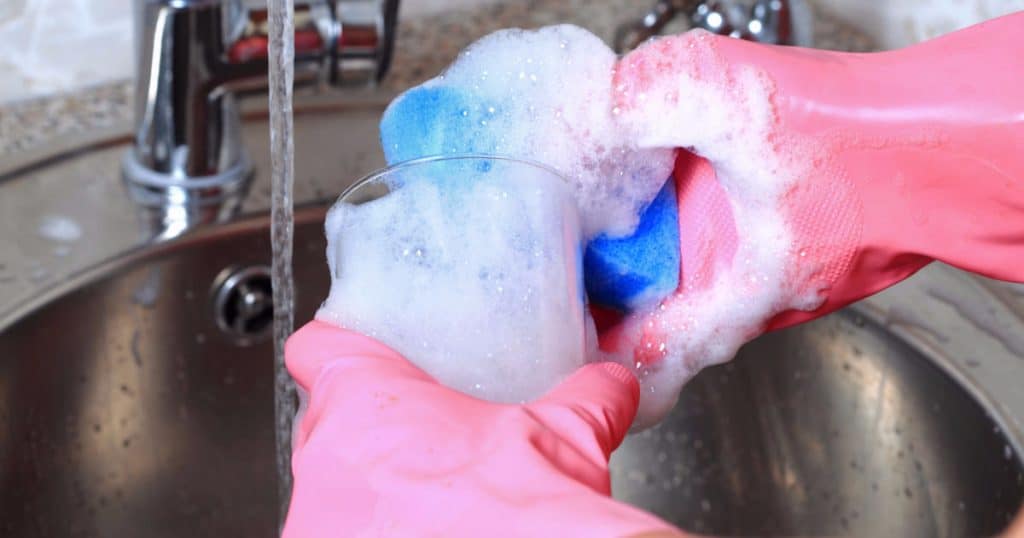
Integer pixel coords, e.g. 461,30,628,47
601,13,1024,419
283,321,682,537
1006,510,1024,538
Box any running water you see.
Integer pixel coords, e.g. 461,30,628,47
267,0,296,529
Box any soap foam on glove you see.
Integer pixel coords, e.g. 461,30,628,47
332,24,694,425
326,24,802,426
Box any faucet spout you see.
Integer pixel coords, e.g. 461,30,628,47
124,0,399,228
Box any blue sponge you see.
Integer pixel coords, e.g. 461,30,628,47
381,84,681,313
583,178,680,312
380,85,499,165
380,85,508,188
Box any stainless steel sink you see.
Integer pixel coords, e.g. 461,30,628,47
612,312,1024,536
0,210,333,537
1,205,1021,537
3,5,1024,530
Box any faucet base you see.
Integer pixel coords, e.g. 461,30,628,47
121,150,253,205
121,150,253,238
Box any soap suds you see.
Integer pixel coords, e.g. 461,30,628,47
381,24,675,239
321,26,825,427
606,31,826,426
317,159,588,404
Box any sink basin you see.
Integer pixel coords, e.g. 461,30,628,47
3,3,1024,534
1,207,1020,537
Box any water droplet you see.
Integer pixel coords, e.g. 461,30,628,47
38,215,82,242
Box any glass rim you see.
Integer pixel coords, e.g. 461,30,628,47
339,153,568,203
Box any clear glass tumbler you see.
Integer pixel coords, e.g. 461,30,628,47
315,155,588,403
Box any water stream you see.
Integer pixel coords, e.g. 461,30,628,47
266,0,297,529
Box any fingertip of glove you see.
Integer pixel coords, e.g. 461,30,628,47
591,361,640,400
285,320,407,389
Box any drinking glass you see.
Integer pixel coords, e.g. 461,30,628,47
316,154,588,403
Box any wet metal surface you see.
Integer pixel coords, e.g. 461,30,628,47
612,312,1024,536
1,208,1021,537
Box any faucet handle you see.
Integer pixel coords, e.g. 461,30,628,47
614,0,813,53
614,0,701,54
333,0,400,86
221,0,399,87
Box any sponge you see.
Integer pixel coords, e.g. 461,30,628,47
584,178,680,312
380,85,494,165
380,84,683,312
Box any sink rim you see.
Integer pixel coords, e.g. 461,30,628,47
0,203,331,331
2,205,1022,463
855,299,1024,460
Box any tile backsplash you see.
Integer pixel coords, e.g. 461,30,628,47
1,0,1021,106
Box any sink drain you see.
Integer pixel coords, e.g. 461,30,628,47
212,265,274,345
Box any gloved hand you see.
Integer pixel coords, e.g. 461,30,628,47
283,320,683,537
1006,509,1024,538
601,13,1024,421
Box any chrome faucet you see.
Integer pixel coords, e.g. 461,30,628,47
123,0,398,230
614,0,813,53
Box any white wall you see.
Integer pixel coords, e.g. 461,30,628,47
0,0,1021,105
0,0,132,104
810,0,1024,50
0,0,508,105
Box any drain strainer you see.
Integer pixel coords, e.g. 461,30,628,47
212,265,274,345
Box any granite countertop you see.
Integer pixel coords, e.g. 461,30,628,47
0,0,874,161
